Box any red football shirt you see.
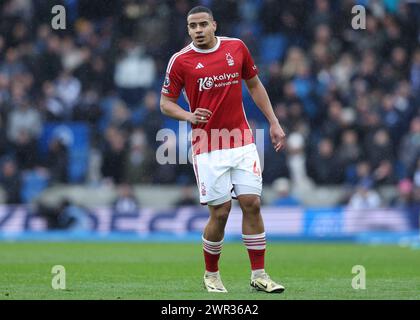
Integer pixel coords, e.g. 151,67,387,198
161,36,258,155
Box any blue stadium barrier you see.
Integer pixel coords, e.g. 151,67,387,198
20,170,49,203
38,122,90,183
1,231,419,246
0,205,418,244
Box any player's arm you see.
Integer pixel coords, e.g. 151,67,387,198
245,75,286,152
160,94,212,125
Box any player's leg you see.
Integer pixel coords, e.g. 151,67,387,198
237,194,284,293
232,144,285,293
239,194,264,235
203,198,231,241
237,194,267,280
193,151,233,293
237,194,265,273
202,199,231,293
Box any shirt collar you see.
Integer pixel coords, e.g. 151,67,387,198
190,36,220,53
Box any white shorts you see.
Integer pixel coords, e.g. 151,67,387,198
192,143,263,205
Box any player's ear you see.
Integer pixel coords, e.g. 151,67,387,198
212,20,217,32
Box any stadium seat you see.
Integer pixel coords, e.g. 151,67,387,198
38,122,90,183
21,170,49,203
98,96,118,133
259,34,287,64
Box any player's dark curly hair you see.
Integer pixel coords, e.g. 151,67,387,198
187,6,213,19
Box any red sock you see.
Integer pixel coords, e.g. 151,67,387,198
242,232,266,270
202,236,223,272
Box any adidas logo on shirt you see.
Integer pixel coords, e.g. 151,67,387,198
195,62,204,69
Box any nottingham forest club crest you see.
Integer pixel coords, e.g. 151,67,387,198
226,53,234,66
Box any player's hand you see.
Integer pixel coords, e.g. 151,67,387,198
188,108,212,124
270,122,286,152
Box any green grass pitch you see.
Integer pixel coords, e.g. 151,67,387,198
0,242,419,300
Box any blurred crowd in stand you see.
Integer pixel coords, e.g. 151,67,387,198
0,0,418,223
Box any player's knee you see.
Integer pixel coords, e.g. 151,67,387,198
240,196,261,215
213,211,229,224
210,201,231,223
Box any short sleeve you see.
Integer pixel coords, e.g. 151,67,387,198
161,55,184,98
241,42,258,80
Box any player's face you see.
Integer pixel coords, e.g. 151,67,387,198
187,13,217,49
